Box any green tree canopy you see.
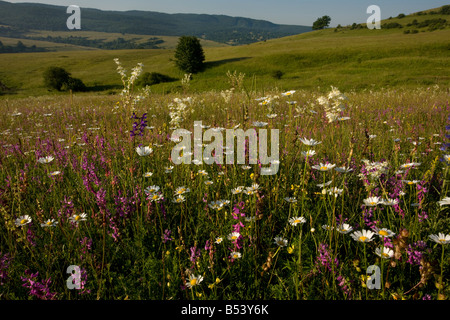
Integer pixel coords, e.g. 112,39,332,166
43,66,71,91
312,15,331,30
43,66,86,92
174,36,205,74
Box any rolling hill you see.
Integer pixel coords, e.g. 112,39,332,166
0,5,449,97
0,0,311,46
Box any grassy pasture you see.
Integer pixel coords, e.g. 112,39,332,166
0,25,449,97
0,82,449,300
0,8,449,302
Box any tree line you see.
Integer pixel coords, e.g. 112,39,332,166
26,36,165,50
0,40,47,53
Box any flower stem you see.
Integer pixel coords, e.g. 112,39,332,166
438,244,445,298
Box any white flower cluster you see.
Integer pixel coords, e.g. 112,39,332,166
114,58,144,96
132,86,151,106
113,58,148,112
316,86,348,123
181,73,192,89
358,159,390,184
169,97,192,129
221,88,234,103
226,70,245,89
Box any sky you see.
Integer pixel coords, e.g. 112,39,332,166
5,0,450,26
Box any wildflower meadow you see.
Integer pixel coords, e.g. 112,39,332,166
0,59,449,302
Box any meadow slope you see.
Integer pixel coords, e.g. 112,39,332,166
0,8,450,303
0,22,449,97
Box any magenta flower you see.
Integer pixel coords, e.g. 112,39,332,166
21,270,57,300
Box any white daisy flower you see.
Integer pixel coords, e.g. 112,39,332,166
337,223,353,234
438,197,450,206
37,156,54,164
274,236,288,247
335,166,353,173
253,121,268,127
327,187,343,197
15,215,32,227
400,162,421,169
316,181,332,188
284,197,297,203
173,195,186,203
228,232,240,241
208,201,224,210
374,227,395,238
312,163,336,172
41,219,58,228
245,184,259,194
69,213,87,223
350,230,375,243
282,90,296,96
231,186,245,195
289,216,306,226
135,146,152,156
145,185,160,195
147,192,163,202
230,251,242,259
429,233,450,245
403,180,420,186
186,274,204,288
363,196,382,206
382,198,399,206
301,150,317,157
375,247,394,259
299,138,322,146
165,166,174,173
174,186,190,195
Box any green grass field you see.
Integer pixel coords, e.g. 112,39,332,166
0,10,449,97
0,7,450,303
18,29,229,50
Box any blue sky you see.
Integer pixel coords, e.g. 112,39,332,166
5,0,450,26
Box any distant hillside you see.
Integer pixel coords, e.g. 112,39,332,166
0,0,311,46
339,4,450,32
0,4,448,97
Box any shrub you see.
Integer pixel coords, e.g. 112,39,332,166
43,66,86,92
64,77,87,92
43,66,71,91
383,22,403,29
0,79,10,95
136,72,176,87
271,70,284,80
350,23,363,30
441,5,450,15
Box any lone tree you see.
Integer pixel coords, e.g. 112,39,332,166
174,36,205,74
312,15,331,30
